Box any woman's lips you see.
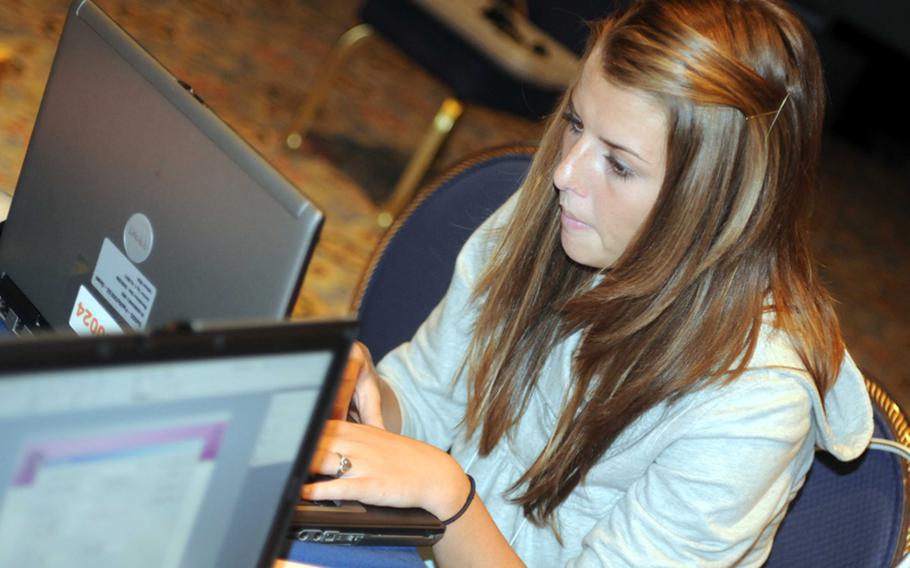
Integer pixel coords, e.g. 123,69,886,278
560,207,590,231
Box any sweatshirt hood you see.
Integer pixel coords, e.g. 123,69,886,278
753,326,874,461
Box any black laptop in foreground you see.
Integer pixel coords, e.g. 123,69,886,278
0,319,355,567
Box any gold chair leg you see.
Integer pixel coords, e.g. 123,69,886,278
286,23,375,150
377,97,464,228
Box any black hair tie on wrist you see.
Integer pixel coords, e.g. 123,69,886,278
442,474,476,526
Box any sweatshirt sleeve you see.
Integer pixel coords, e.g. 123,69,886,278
376,194,518,451
568,371,815,567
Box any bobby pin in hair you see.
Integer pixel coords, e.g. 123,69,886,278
745,92,791,136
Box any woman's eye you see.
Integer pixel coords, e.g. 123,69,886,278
608,156,633,180
561,112,583,134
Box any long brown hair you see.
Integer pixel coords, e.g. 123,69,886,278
462,0,843,527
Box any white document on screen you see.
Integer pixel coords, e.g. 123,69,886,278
0,417,227,568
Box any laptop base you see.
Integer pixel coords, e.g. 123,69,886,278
291,500,445,547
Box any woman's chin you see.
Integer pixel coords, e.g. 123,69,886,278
560,231,609,269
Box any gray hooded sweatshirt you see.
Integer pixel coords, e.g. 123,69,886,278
379,194,873,567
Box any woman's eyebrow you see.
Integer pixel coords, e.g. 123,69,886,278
601,137,650,165
568,92,650,165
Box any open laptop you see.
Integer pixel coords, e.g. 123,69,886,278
0,0,322,336
0,319,355,568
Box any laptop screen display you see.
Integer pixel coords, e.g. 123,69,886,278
0,350,331,567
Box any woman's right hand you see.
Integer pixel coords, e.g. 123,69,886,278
330,341,386,429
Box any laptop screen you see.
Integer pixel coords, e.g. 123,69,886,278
0,321,353,567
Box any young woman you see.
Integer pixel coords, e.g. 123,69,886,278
304,0,873,565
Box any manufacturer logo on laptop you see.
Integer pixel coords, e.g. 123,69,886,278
123,213,154,264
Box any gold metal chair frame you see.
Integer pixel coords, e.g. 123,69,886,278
865,377,910,565
286,24,464,229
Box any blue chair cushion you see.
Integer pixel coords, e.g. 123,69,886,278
357,150,532,360
765,405,904,567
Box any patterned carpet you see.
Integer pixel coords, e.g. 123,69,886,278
1,0,908,411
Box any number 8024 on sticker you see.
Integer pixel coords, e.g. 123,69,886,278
75,302,106,335
68,285,123,337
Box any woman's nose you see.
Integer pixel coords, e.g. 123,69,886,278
554,137,589,198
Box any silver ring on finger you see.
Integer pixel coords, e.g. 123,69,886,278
335,452,352,477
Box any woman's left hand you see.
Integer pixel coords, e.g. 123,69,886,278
302,420,471,521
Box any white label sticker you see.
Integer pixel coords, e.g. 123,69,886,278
68,285,123,336
91,238,157,330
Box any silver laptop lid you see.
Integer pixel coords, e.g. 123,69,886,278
0,0,322,334
0,319,355,568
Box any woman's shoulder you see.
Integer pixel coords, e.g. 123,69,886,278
686,325,874,460
662,364,816,441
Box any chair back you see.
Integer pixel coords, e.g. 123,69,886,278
765,378,910,567
355,146,534,361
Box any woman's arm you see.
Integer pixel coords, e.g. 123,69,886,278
377,376,401,434
367,194,521,447
334,341,402,432
303,420,524,567
433,491,524,567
